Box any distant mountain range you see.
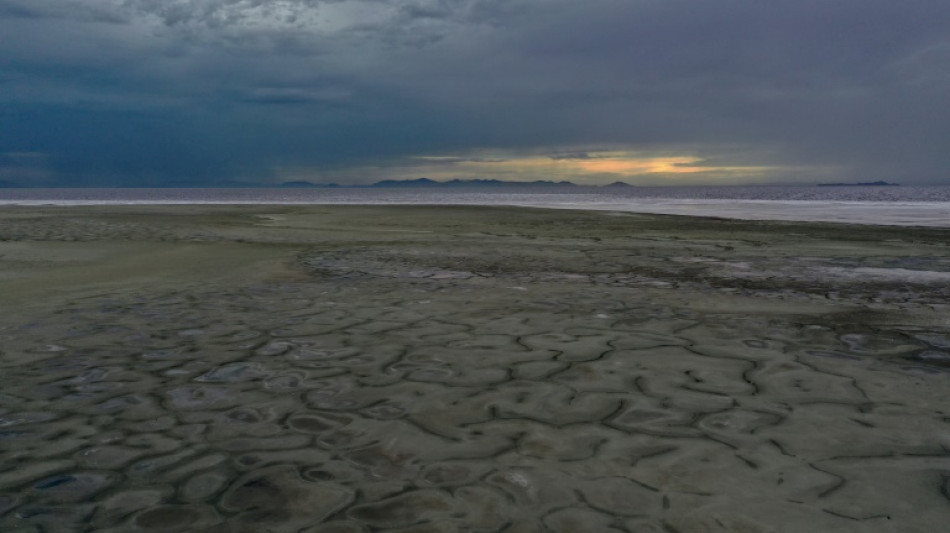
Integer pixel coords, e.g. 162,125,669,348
816,180,899,187
369,178,580,188
0,178,633,188
279,178,634,188
277,180,338,188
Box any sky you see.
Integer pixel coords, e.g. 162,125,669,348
2,0,949,187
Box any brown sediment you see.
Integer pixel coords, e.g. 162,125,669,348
1,205,949,531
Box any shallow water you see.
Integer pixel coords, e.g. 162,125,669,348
2,186,950,226
1,206,949,531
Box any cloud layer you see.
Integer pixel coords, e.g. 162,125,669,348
2,0,949,185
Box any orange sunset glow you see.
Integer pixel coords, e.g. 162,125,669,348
410,151,777,184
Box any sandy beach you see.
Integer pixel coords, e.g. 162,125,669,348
1,205,950,532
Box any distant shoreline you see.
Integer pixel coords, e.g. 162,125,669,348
277,178,636,189
816,180,899,187
1,191,949,227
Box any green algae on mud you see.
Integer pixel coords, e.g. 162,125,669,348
1,205,949,531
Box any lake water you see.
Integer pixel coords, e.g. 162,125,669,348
2,186,949,226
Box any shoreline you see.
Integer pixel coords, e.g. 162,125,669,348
2,186,950,227
0,199,948,227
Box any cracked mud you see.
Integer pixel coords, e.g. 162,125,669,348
1,205,949,532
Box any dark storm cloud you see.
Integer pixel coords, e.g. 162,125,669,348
0,1,48,19
1,0,949,186
241,87,353,105
0,0,131,24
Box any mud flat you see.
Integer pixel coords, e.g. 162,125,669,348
1,205,949,532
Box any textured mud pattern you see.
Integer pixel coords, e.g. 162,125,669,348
1,206,949,532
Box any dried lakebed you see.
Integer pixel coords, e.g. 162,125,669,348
0,205,949,532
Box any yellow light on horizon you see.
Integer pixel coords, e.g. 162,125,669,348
455,153,735,177
274,150,781,185
399,150,781,183
573,156,706,174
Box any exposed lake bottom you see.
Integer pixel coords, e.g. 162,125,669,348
1,206,949,532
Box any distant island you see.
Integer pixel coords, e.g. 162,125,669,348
0,178,629,188
369,178,579,188
278,178,630,188
817,180,899,187
277,180,340,188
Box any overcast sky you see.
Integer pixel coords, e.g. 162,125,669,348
2,0,949,186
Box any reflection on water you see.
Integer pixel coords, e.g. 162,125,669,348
2,186,950,226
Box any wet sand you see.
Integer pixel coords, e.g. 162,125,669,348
1,205,949,532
